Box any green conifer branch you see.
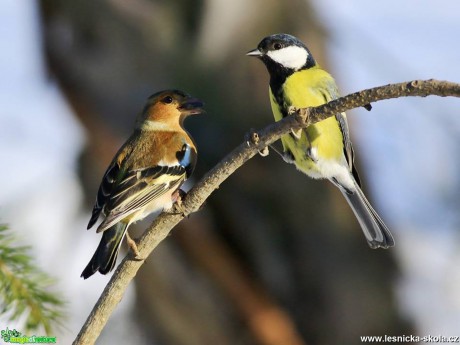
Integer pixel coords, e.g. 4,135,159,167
0,223,65,335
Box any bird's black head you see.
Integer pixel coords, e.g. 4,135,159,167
247,33,316,79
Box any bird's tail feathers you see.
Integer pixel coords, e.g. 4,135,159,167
81,222,127,279
339,179,395,249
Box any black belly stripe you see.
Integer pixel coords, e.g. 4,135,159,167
269,64,292,119
270,84,289,118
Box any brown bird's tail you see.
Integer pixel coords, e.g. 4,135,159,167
81,222,127,279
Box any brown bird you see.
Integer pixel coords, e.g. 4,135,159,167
81,90,203,279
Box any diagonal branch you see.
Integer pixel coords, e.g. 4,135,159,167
73,79,460,345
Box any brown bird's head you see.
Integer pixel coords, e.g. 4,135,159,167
137,90,204,130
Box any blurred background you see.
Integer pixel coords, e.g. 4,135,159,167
1,0,459,344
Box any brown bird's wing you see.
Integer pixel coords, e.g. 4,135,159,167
88,131,197,232
87,161,119,230
96,164,187,232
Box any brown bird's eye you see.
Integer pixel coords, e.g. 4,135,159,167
162,96,173,104
274,43,282,50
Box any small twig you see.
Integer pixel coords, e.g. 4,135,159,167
73,79,460,345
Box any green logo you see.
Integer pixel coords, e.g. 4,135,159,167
0,328,56,344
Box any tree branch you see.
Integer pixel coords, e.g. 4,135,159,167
73,79,460,345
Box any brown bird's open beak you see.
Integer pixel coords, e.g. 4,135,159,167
179,98,205,116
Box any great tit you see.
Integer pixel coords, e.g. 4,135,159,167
247,33,394,249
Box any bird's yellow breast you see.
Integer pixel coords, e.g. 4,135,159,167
269,67,344,175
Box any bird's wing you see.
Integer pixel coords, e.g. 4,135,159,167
96,163,187,232
336,113,354,168
87,162,119,229
322,78,355,173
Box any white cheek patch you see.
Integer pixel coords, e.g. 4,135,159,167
267,46,308,70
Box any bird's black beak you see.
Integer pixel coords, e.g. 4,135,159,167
179,97,205,116
246,48,263,57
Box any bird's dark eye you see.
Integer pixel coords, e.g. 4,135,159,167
273,43,282,50
162,96,173,104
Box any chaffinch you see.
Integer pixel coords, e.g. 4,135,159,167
81,90,203,279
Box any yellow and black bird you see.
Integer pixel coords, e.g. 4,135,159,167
82,90,203,279
247,33,394,248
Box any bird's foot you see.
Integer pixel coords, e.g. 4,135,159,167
168,188,200,217
168,188,187,215
167,189,205,216
258,146,269,157
287,107,303,139
125,232,142,259
290,106,311,132
287,106,298,116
